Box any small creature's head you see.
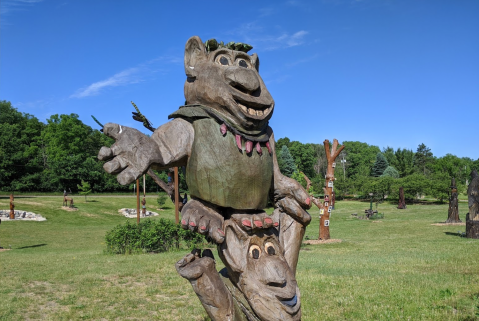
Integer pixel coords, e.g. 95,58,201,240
219,220,301,320
183,36,274,132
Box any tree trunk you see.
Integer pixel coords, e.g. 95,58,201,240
397,187,407,209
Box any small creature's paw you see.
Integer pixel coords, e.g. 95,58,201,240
175,249,216,281
181,199,225,244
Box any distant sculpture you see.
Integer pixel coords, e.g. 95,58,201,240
9,194,15,220
446,178,461,223
63,190,74,208
397,186,407,209
99,36,311,320
466,170,479,238
141,197,146,215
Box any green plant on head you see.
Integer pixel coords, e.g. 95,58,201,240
204,38,253,53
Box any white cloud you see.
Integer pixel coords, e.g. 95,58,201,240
227,22,309,51
70,55,181,99
1,0,43,16
70,68,141,98
277,30,309,47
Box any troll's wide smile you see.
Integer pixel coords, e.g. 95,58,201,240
235,99,273,120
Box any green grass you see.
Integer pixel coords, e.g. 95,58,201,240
0,196,478,320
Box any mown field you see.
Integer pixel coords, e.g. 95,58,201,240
0,195,478,320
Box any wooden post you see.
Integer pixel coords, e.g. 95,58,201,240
136,178,140,224
9,194,15,220
319,139,344,240
143,174,146,197
174,167,179,224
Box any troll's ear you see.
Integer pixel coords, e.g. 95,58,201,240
184,36,207,78
251,53,260,72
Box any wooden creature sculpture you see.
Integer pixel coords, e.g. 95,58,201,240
98,36,311,320
63,190,74,208
446,177,461,223
466,170,479,238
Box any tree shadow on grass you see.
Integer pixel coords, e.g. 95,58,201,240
0,196,34,199
444,232,465,237
17,244,47,249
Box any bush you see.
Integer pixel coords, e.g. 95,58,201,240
105,219,206,254
157,193,168,208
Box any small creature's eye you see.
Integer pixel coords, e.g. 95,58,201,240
215,55,230,66
265,242,275,255
238,59,248,68
249,245,261,259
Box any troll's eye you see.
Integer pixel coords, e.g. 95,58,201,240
265,242,276,255
236,58,251,68
249,245,261,259
215,55,231,66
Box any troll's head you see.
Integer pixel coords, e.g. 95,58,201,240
183,36,275,132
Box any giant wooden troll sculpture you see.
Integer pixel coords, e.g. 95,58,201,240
98,36,311,320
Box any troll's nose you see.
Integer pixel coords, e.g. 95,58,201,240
225,67,260,94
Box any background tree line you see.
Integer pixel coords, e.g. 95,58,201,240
276,137,479,203
0,100,168,193
2,100,479,199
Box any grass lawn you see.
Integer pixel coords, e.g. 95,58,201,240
0,195,478,320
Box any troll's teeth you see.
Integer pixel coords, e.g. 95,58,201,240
248,108,256,116
256,142,262,155
239,104,248,113
220,123,227,136
245,141,253,153
235,134,242,150
266,141,272,154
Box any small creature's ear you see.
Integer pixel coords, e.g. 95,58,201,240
184,36,207,78
220,222,247,273
251,53,260,72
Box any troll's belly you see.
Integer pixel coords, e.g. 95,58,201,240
186,118,273,210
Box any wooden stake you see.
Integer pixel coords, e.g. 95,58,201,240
174,167,179,224
136,178,140,224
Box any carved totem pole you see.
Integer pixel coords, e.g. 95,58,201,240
446,178,461,223
319,139,344,240
98,36,311,320
466,170,479,238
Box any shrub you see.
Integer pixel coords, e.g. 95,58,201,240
105,219,206,254
157,193,168,209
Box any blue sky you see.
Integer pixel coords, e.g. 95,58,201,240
1,0,478,159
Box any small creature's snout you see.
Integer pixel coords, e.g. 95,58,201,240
225,67,260,94
261,260,287,287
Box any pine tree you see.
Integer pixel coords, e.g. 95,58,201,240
77,180,92,202
381,166,399,178
279,145,297,177
371,152,389,177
